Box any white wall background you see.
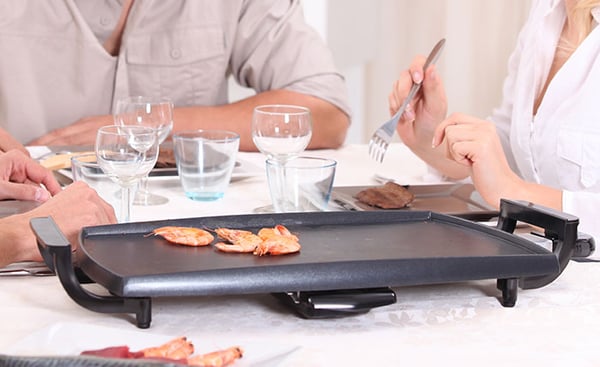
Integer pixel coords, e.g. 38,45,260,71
231,0,533,144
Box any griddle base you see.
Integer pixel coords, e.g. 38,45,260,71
273,287,397,319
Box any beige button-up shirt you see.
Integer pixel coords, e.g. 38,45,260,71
0,0,350,144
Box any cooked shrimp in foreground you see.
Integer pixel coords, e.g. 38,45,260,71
188,346,244,367
150,226,214,247
81,336,243,367
140,336,194,360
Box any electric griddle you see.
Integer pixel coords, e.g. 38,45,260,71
30,199,578,328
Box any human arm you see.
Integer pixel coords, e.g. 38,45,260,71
0,128,28,155
173,89,349,151
27,89,348,151
0,181,117,267
389,55,468,179
431,113,562,210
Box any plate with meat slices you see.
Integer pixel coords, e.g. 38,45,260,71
330,183,497,221
4,322,300,366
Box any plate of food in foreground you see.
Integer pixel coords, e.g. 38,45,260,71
330,183,498,221
4,322,300,367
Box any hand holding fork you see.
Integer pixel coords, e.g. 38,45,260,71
368,38,446,163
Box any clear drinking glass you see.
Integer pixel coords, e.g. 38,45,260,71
173,130,240,201
114,96,174,205
95,125,159,223
266,156,337,212
251,105,312,162
251,105,313,213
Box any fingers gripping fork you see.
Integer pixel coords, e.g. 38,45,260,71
368,38,446,163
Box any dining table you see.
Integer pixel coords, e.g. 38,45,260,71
1,143,599,366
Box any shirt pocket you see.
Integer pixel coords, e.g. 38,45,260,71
125,27,227,105
557,127,600,188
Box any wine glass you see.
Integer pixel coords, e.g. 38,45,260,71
114,96,174,205
252,105,312,213
251,105,312,162
95,125,159,223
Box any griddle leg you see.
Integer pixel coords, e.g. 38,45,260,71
126,298,152,329
497,278,518,307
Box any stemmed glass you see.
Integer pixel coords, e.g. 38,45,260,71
251,105,313,212
251,105,313,162
95,125,159,223
114,96,174,205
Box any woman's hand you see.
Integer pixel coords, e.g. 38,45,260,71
389,55,447,152
431,113,524,208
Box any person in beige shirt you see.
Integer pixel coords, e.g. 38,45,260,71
0,150,116,267
0,0,351,152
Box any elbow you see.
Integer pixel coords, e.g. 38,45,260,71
310,108,350,150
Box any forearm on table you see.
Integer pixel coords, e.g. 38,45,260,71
498,181,562,211
172,89,350,151
0,214,38,267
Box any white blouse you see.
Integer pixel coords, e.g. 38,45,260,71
491,0,600,241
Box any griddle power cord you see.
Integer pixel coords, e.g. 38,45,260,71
529,231,598,262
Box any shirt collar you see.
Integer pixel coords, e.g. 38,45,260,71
592,7,600,25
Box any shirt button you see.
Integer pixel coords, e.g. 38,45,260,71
100,16,111,26
170,48,182,59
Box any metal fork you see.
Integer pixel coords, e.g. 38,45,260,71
368,38,446,163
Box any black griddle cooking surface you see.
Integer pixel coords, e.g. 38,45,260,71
76,210,558,298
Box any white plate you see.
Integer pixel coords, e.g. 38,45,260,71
58,157,263,183
5,322,299,366
230,157,264,182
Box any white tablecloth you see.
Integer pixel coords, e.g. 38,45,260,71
2,144,599,366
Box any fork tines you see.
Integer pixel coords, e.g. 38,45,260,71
368,133,389,163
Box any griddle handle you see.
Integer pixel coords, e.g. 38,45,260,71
496,199,579,289
30,217,152,328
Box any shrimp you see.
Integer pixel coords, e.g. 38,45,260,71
187,346,243,367
81,338,241,367
214,228,262,253
151,226,214,247
140,336,194,360
257,224,299,242
254,225,301,256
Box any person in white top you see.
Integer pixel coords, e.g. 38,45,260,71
389,0,600,240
